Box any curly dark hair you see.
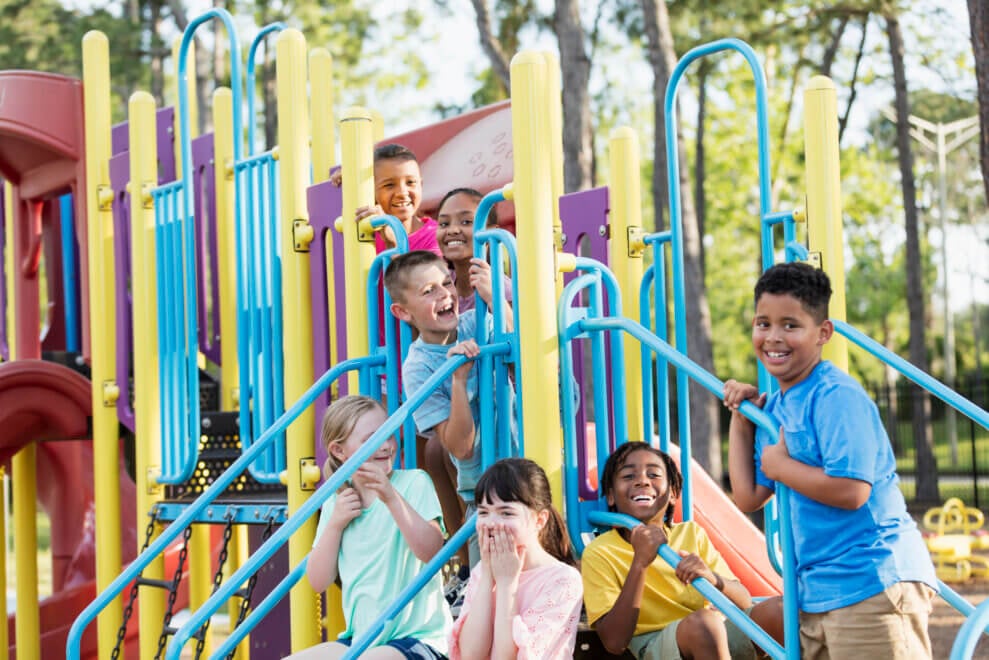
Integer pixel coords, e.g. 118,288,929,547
600,442,682,527
374,143,418,164
754,262,832,323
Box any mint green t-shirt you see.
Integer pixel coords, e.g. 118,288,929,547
314,469,451,652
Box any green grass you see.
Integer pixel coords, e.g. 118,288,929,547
893,417,989,473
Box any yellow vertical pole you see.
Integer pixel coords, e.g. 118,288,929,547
276,28,320,653
370,110,385,144
212,85,249,658
12,446,38,660
81,31,123,657
128,90,166,660
339,107,376,393
3,181,13,358
0,469,6,660
608,127,645,442
803,76,848,371
171,38,199,178
541,51,564,246
510,51,564,506
309,47,346,640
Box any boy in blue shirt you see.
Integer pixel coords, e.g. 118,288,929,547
724,261,936,659
383,250,514,567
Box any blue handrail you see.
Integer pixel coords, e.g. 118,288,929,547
640,231,672,450
65,355,376,659
164,345,511,658
59,194,80,352
246,22,286,155
588,511,784,660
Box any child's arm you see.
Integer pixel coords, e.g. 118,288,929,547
432,341,480,461
306,488,362,592
593,524,667,654
724,379,774,512
469,258,513,332
674,550,752,611
355,463,444,562
761,429,872,509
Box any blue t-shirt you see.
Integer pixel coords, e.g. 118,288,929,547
754,360,936,613
402,310,516,502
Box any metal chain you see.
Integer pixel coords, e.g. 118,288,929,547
110,506,161,660
155,523,194,659
192,514,236,660
225,515,277,660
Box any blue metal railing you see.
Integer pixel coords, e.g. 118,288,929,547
59,194,80,352
246,22,286,155
165,345,511,659
589,511,785,659
65,355,377,659
234,151,285,482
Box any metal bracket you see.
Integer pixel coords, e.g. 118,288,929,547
627,226,646,258
300,457,320,491
146,467,163,495
140,181,155,209
96,184,114,211
102,380,120,407
554,225,565,251
806,251,822,269
293,219,314,252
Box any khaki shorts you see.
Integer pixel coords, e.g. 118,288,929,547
628,608,757,660
799,581,935,660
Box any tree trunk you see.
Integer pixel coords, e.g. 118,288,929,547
149,0,165,106
886,10,939,503
554,0,593,192
640,0,669,231
468,0,511,93
968,0,989,208
640,0,722,480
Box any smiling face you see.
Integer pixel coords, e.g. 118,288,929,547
374,158,422,226
752,292,833,392
329,406,394,475
476,493,547,551
390,263,459,344
606,448,677,526
436,192,479,264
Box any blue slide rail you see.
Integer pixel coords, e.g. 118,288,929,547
589,511,785,660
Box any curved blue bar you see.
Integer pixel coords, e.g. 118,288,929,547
246,22,287,155
640,265,657,443
65,355,378,659
950,592,989,659
558,272,605,553
344,515,478,658
164,346,511,658
588,511,784,660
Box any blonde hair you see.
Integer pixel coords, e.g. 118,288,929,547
320,395,386,479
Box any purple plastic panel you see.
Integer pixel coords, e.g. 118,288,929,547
111,107,178,432
0,181,7,361
559,186,611,499
192,133,220,364
307,180,345,472
248,524,292,658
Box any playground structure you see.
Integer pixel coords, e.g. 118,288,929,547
0,7,986,660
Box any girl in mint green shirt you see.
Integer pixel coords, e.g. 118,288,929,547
293,396,452,660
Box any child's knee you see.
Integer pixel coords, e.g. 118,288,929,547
750,596,784,638
677,608,728,648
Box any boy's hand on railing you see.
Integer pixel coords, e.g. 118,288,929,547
448,340,480,384
760,429,790,481
468,258,494,306
630,524,667,570
723,379,764,411
329,487,363,529
674,551,718,588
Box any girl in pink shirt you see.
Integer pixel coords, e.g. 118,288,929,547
450,458,582,660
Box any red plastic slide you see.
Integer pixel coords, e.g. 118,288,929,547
0,359,140,658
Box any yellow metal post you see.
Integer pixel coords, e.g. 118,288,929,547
803,76,848,371
12,446,38,660
276,28,320,653
510,51,564,506
82,31,123,657
0,469,6,660
3,181,13,358
128,90,166,660
339,107,376,393
608,127,645,442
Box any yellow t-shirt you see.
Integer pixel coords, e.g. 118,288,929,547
581,520,736,636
